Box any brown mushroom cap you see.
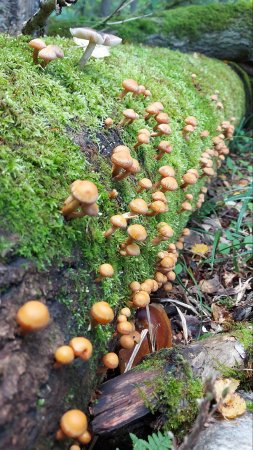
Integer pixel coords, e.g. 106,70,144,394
160,256,175,269
132,290,150,307
122,79,139,94
78,430,92,445
129,281,141,292
60,409,87,438
119,334,135,349
161,176,178,191
182,173,197,185
181,201,192,211
122,109,139,120
117,321,133,334
128,158,140,175
90,301,114,324
111,151,133,170
105,117,113,127
117,314,127,323
127,224,147,242
54,345,75,365
188,168,199,178
71,180,98,205
145,104,160,116
155,112,170,124
158,165,175,178
154,124,171,135
110,214,127,229
157,141,172,154
102,352,119,369
69,337,93,359
113,145,131,155
185,116,197,127
136,133,150,145
28,38,46,50
125,243,140,256
46,44,64,58
138,178,152,190
152,191,167,203
182,227,191,236
129,198,148,215
149,200,168,214
138,129,151,137
38,46,58,63
120,307,131,317
70,445,81,450
158,224,174,238
99,263,114,278
16,300,50,332
153,102,164,111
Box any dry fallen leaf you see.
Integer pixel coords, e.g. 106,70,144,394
211,303,232,323
214,378,246,419
199,276,221,294
191,243,209,256
219,393,246,419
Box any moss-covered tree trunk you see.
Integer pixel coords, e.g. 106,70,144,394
0,34,245,450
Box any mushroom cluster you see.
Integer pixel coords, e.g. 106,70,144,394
28,39,64,67
182,116,197,141
61,180,99,220
54,337,93,367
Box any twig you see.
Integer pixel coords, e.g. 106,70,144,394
95,0,130,28
124,329,148,372
160,298,200,316
107,13,152,25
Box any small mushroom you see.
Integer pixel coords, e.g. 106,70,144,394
120,243,141,257
151,222,174,246
144,102,163,120
134,132,150,149
151,191,167,203
182,124,195,140
38,46,58,68
95,263,114,281
178,201,192,213
121,224,147,248
16,300,50,333
103,214,127,238
90,301,114,325
108,189,118,199
61,180,98,219
120,307,131,317
54,345,75,367
155,141,172,160
132,290,150,308
117,321,133,334
118,109,139,127
151,124,171,137
60,409,87,438
181,172,198,189
113,157,140,181
78,430,92,445
182,227,191,236
147,200,168,217
119,334,135,349
167,271,176,281
28,38,46,64
185,116,197,127
70,445,81,450
144,89,151,97
70,28,121,68
119,79,139,98
154,112,170,128
123,198,148,218
102,352,119,369
160,176,178,192
69,337,93,360
104,117,114,128
136,178,152,193
200,130,210,138
129,281,141,293
111,147,133,179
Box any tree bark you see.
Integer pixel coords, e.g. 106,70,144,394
0,0,40,34
91,335,246,439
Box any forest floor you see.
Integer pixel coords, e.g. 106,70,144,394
154,119,253,346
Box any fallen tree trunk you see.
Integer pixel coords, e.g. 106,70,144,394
92,335,246,442
108,2,253,64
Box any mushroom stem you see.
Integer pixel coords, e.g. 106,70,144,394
33,49,39,64
113,169,130,181
61,197,80,218
103,226,116,238
79,42,96,68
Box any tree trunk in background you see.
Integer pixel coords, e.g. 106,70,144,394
0,0,40,34
130,0,138,13
100,0,111,16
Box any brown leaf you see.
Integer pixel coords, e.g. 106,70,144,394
199,276,221,294
211,303,232,323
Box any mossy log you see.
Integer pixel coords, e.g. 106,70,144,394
91,335,246,448
106,2,253,64
0,35,245,449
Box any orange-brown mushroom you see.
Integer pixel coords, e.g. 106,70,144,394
16,300,50,333
102,352,119,369
90,301,114,325
147,200,168,217
78,430,92,445
60,410,87,438
118,109,139,127
152,222,174,245
121,224,147,248
103,214,127,238
54,345,75,366
104,117,114,128
119,79,139,98
120,307,131,317
136,178,152,193
69,337,93,360
111,147,133,179
28,38,46,64
155,141,173,160
96,263,114,281
132,290,150,308
154,112,170,128
134,132,150,149
61,180,98,219
160,176,178,192
123,198,148,218
151,123,171,137
117,321,133,335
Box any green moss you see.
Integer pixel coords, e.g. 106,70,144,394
231,322,253,350
137,353,203,436
0,34,245,343
246,400,253,413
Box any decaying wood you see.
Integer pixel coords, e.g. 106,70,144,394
92,334,246,436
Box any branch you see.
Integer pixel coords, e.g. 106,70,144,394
22,0,79,36
107,13,152,25
95,0,131,28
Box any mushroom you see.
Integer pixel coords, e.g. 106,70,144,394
69,337,93,360
182,227,191,236
155,141,172,160
160,176,178,192
60,409,87,438
151,191,167,203
113,157,140,181
164,282,173,292
28,38,46,64
154,112,170,128
144,102,163,120
61,180,98,219
136,178,152,193
117,321,133,334
103,214,127,238
119,79,139,98
70,28,122,68
70,445,81,450
121,224,147,248
132,290,150,308
185,193,193,201
102,352,119,369
151,222,174,246
111,147,133,179
90,301,114,325
120,307,131,317
123,198,148,218
16,300,50,333
167,243,177,253
118,109,139,127
151,124,171,137
38,46,59,68
134,132,150,149
144,89,151,97
176,240,184,250
217,102,224,110
129,281,141,293
181,172,198,189
185,116,197,127
200,130,210,138
78,431,92,445
201,167,215,177
117,314,127,323
136,84,146,95
54,345,75,366
153,165,175,189
104,117,114,128
167,271,176,281
108,189,118,199
182,124,195,140
96,263,114,281
121,243,140,257
147,200,168,217
119,334,135,349
179,201,192,213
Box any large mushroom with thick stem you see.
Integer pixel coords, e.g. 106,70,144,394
61,180,98,220
70,28,122,68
